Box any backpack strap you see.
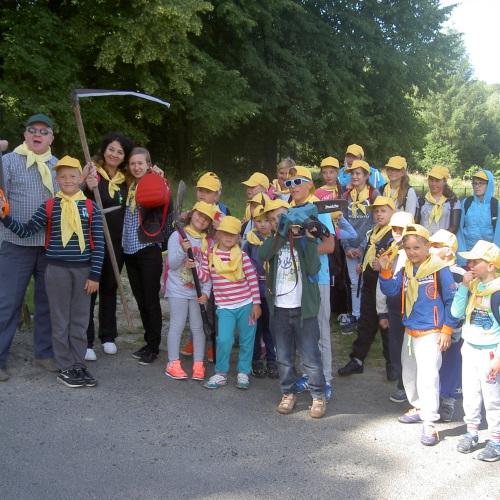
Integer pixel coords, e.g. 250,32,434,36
85,198,94,250
44,198,55,249
463,196,473,214
491,290,500,326
369,187,376,204
491,198,498,231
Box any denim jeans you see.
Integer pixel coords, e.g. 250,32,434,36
270,307,326,398
346,255,362,319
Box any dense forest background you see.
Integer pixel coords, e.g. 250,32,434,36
1,0,499,182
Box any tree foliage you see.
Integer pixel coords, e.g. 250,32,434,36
0,0,469,180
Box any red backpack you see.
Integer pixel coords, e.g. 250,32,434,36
135,172,171,237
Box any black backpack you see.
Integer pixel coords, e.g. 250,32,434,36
463,196,498,231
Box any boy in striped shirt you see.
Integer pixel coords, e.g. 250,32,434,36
0,156,104,388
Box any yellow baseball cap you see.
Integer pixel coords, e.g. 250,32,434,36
402,224,430,241
389,211,414,228
345,159,370,174
320,157,340,169
261,199,291,214
385,156,407,170
242,172,270,190
458,240,500,267
287,165,312,180
192,201,218,221
52,155,82,173
428,165,450,180
345,144,364,157
472,170,489,182
216,215,241,235
246,192,272,205
252,205,267,220
367,196,396,211
197,172,220,192
429,229,458,253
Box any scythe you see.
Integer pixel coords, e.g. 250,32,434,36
70,89,171,331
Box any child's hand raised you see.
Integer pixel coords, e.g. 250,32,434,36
462,270,476,287
151,165,164,177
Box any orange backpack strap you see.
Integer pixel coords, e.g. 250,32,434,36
44,198,55,249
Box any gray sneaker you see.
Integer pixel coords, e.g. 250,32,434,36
457,433,478,454
390,389,407,403
477,441,500,462
439,402,455,422
32,357,58,372
0,367,9,381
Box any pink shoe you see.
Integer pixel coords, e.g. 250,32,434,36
165,360,188,380
192,361,205,381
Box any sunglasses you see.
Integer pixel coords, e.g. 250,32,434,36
284,177,310,188
26,127,52,136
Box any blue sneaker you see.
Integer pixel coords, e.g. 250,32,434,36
397,408,422,423
325,383,332,403
295,375,309,393
457,433,478,454
421,425,439,446
477,441,500,462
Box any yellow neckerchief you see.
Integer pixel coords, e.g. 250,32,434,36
349,186,369,218
319,185,339,198
383,183,399,203
363,224,393,271
126,181,137,213
465,277,500,324
404,253,448,317
55,190,87,253
272,178,289,195
425,191,447,225
184,224,208,252
96,166,126,199
290,194,319,206
246,229,264,246
14,142,54,195
209,243,245,282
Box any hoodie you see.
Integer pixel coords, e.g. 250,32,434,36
457,169,500,266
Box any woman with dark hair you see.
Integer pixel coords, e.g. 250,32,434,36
415,165,461,236
83,132,134,360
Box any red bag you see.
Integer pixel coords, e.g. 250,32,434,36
136,171,170,208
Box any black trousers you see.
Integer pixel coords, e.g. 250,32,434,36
124,245,163,352
350,268,390,364
87,238,125,346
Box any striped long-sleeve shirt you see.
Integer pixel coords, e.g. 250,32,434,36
0,198,105,281
207,249,261,309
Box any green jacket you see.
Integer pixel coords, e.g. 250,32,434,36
258,233,321,320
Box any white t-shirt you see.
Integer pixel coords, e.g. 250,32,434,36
275,242,302,308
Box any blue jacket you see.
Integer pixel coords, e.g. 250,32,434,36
338,166,385,190
457,169,500,265
379,265,459,333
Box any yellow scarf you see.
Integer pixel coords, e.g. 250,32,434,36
290,194,319,206
319,185,339,198
404,254,448,317
14,142,54,195
349,186,369,218
272,179,289,195
96,166,126,199
184,225,208,252
425,192,447,225
246,229,264,246
465,277,500,324
383,184,399,203
126,181,137,213
210,244,245,282
363,224,393,271
56,190,87,253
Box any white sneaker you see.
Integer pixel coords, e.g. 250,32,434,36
102,342,117,355
85,348,97,361
236,372,250,390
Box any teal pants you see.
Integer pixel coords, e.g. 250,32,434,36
215,303,256,375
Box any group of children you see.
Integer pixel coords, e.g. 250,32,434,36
1,142,499,458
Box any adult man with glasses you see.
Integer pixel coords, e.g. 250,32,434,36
0,113,59,381
457,169,500,266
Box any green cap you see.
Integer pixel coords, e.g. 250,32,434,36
25,113,53,129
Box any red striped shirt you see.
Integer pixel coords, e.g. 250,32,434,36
208,250,261,308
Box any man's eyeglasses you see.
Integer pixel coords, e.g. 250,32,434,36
472,182,487,187
284,177,310,188
26,127,52,136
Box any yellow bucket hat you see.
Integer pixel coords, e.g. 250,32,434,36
217,215,241,235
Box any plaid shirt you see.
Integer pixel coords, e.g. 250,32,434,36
0,150,58,246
